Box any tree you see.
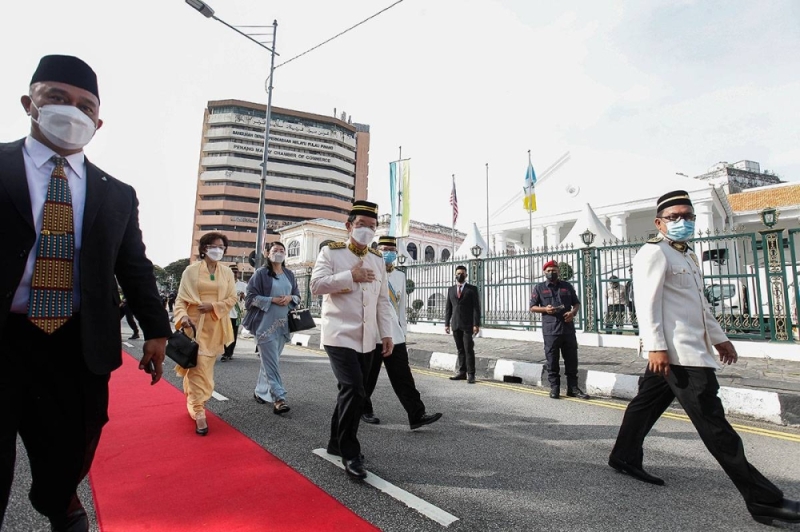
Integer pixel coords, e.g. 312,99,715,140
558,262,574,282
153,265,168,287
405,279,416,296
164,258,190,288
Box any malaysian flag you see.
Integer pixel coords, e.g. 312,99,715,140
449,175,458,225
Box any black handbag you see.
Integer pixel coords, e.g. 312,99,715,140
166,324,199,369
287,307,315,332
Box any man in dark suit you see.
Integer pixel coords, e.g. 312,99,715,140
445,265,481,383
0,55,170,532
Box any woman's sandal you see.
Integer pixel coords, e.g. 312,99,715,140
273,400,291,415
195,414,209,436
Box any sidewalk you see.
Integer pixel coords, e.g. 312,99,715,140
289,326,800,427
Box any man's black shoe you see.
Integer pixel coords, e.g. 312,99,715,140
549,386,560,399
361,413,380,424
449,373,467,381
128,333,140,340
567,386,590,399
253,393,267,405
326,444,364,462
410,412,443,430
49,508,89,532
747,498,800,525
608,456,665,486
343,457,367,480
467,374,476,384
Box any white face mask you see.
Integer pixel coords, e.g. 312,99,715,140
351,227,375,246
270,252,285,263
205,248,224,262
31,103,97,150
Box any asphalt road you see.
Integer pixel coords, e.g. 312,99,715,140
5,333,800,531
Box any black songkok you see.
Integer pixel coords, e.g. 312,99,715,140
350,200,378,220
656,190,692,213
30,55,99,101
378,235,396,246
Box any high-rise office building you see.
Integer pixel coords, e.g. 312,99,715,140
190,99,370,275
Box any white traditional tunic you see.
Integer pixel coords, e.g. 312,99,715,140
633,236,729,368
311,240,394,353
386,267,408,345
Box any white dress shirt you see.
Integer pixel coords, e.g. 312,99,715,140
11,136,87,313
633,237,729,368
310,240,394,353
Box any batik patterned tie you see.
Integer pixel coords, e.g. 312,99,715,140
28,156,75,334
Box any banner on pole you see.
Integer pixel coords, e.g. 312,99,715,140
389,159,411,237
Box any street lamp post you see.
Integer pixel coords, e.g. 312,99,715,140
185,0,278,269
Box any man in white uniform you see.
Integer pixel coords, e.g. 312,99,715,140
310,201,394,479
609,190,799,526
362,236,442,429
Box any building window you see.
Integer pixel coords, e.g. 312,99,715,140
425,246,435,262
287,241,300,258
406,243,418,260
441,249,451,262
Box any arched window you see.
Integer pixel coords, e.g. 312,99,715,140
288,240,300,258
424,246,435,262
441,249,451,262
406,243,418,260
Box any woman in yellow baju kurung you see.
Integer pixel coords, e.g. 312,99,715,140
173,232,237,435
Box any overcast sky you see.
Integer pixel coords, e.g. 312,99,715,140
2,0,798,266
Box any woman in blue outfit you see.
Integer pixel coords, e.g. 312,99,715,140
243,242,301,414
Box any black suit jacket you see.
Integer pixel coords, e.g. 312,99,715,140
0,139,171,374
444,283,481,330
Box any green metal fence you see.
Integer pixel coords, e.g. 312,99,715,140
299,228,798,343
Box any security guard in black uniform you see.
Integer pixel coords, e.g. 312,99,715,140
529,260,590,400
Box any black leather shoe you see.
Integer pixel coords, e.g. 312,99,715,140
49,509,89,532
220,355,231,362
608,456,664,486
747,498,800,525
549,386,560,399
467,374,476,384
128,333,140,340
326,445,364,462
449,373,467,380
361,413,380,424
567,386,590,399
410,412,442,430
343,457,367,480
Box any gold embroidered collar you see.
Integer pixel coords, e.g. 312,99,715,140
348,242,368,257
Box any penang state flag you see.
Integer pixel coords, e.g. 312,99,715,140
524,152,537,212
389,159,411,237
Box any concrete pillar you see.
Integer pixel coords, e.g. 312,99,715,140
694,201,714,236
545,223,564,250
531,226,546,250
609,213,628,241
495,232,507,255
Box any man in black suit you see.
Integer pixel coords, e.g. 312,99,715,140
0,55,170,532
445,265,481,383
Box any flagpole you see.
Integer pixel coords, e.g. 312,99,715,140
451,174,456,258
485,163,490,254
527,150,533,251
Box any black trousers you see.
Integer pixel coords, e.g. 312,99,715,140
363,343,426,424
324,345,374,460
452,329,475,375
543,334,579,388
611,366,783,505
119,303,139,333
223,318,239,358
0,314,109,528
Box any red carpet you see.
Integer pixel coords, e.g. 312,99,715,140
89,352,378,532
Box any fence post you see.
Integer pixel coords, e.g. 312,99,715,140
760,228,792,342
470,257,485,319
581,245,598,332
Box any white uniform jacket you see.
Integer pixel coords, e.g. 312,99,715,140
311,240,394,353
386,267,407,345
633,236,729,368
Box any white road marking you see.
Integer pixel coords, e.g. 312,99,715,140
211,391,228,401
312,448,459,527
122,342,134,348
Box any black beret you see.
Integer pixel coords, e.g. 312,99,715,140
31,55,99,101
656,190,692,212
350,200,378,220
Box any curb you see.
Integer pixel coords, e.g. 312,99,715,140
292,333,799,427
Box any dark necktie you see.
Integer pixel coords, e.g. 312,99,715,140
457,285,462,299
28,156,75,334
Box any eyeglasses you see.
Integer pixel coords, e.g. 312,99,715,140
659,214,696,222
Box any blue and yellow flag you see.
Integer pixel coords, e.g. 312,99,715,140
524,152,537,212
